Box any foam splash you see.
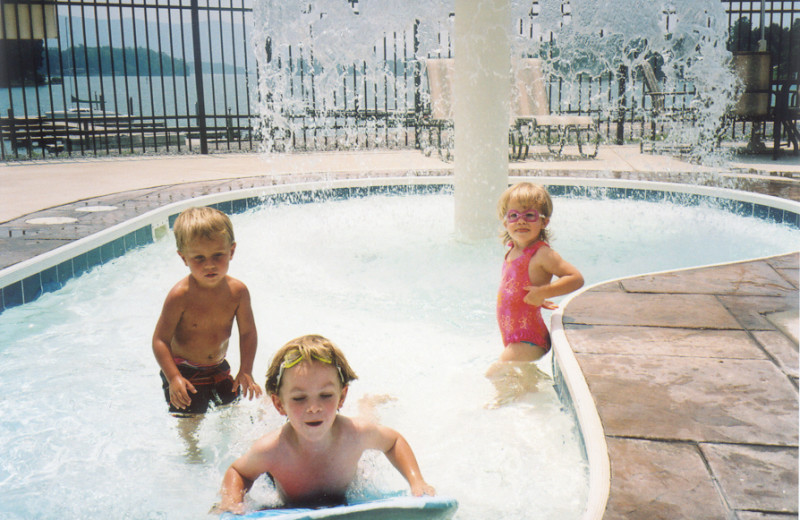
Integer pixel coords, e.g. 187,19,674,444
516,0,737,161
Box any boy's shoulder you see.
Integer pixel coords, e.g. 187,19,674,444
166,275,192,298
239,426,284,464
335,414,360,431
225,274,249,292
335,415,381,442
222,276,251,305
255,426,284,450
177,274,248,295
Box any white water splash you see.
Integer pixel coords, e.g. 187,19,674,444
251,0,738,160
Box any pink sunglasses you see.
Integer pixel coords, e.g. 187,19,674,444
505,209,542,223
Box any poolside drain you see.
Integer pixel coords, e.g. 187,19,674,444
25,217,79,225
75,205,118,213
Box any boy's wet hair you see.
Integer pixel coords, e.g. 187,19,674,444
173,207,235,252
266,335,358,395
497,182,553,245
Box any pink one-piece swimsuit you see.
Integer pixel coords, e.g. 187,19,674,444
496,240,550,350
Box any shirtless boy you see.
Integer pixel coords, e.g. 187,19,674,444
152,206,262,414
216,334,435,513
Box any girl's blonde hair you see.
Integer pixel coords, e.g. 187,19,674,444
265,335,358,395
497,182,553,246
173,207,235,252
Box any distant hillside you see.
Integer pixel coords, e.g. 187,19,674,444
55,13,252,74
45,45,190,76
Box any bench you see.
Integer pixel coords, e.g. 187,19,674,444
0,116,78,154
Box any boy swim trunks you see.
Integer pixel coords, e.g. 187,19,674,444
160,358,239,414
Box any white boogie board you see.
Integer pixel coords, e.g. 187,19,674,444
222,495,458,520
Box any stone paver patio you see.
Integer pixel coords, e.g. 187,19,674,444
565,254,798,519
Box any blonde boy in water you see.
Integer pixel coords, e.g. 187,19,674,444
152,206,262,415
488,182,584,402
216,334,435,513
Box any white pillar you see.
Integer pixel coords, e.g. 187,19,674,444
453,0,511,241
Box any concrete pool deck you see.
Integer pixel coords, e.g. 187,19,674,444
1,145,798,519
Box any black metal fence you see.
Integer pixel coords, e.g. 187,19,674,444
1,0,797,160
720,0,799,149
1,0,256,159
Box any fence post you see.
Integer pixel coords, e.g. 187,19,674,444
616,64,627,145
413,19,421,148
190,0,208,154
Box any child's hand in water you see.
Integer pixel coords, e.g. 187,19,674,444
234,372,263,400
523,285,558,309
168,375,196,409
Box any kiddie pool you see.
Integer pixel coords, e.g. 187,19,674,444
0,176,798,520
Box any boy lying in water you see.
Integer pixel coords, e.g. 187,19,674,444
216,334,435,513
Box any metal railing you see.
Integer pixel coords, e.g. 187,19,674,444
720,0,799,150
1,0,256,159
1,0,797,160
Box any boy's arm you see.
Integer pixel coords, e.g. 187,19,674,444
217,438,272,513
524,248,584,308
217,464,255,514
233,285,262,400
152,288,196,409
367,422,435,497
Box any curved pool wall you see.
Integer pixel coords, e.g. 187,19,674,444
1,175,799,520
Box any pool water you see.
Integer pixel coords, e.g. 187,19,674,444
0,192,797,520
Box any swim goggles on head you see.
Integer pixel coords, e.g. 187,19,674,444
505,208,542,223
275,349,344,389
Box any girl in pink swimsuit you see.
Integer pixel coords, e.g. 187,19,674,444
495,182,584,364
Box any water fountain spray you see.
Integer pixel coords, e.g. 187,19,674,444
251,0,738,236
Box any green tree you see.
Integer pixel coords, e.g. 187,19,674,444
0,39,45,87
45,45,189,76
